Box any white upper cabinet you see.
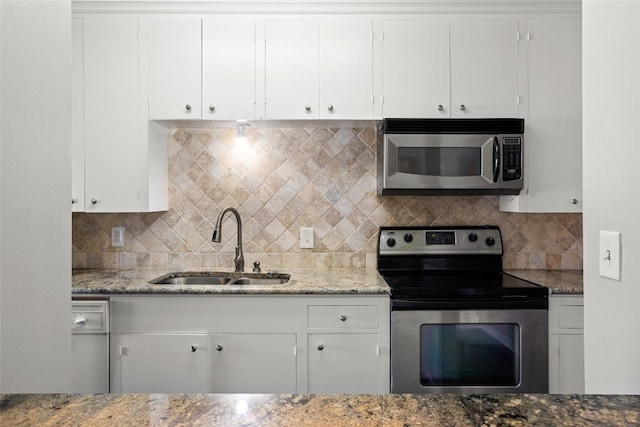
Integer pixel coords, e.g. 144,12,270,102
77,17,168,213
147,18,202,120
381,18,519,118
265,20,319,119
318,19,374,119
449,19,519,117
202,18,256,120
71,18,85,212
265,19,374,120
500,18,582,213
381,20,450,118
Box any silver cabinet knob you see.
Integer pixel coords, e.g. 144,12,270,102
460,104,466,111
209,105,215,111
327,104,334,111
438,105,444,111
305,105,311,111
317,344,324,351
71,198,78,205
73,316,87,327
339,315,347,321
185,104,192,111
571,198,578,205
190,346,197,352
90,198,98,205
216,345,223,351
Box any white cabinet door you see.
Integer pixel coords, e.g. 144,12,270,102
71,18,85,212
265,20,319,119
114,334,208,393
548,295,584,394
83,17,142,212
450,19,519,117
319,20,373,119
307,333,379,394
202,19,256,120
209,333,297,393
147,18,201,120
381,20,450,118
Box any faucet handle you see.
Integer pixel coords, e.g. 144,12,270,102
253,261,262,273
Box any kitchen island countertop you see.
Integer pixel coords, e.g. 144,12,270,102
2,393,638,427
72,268,390,295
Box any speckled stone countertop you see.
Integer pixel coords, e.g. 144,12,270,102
506,269,583,295
72,268,390,295
2,393,638,426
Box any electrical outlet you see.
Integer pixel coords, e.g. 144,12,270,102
599,231,621,280
111,227,125,247
300,228,314,249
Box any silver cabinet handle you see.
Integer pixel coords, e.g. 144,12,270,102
305,105,311,111
438,105,443,111
71,198,78,205
209,105,215,111
317,344,324,351
190,346,197,352
572,198,578,205
460,104,466,111
216,345,223,351
327,104,334,111
185,104,192,111
73,316,87,327
90,198,98,205
339,315,347,321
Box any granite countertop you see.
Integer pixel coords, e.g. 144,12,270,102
72,268,390,295
2,393,638,427
506,269,583,295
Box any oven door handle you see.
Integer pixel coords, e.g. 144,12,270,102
391,297,548,310
493,137,500,183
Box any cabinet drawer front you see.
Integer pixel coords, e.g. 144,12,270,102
558,305,584,330
308,305,378,329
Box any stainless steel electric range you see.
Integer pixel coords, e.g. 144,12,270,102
377,225,549,394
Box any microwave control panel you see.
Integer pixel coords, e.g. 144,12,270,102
502,137,522,181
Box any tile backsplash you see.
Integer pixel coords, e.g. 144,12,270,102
72,125,582,270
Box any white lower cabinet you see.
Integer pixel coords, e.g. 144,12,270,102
112,333,208,393
548,295,585,394
109,295,389,394
308,333,379,394
209,333,297,393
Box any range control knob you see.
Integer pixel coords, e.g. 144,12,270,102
485,237,496,247
468,233,478,242
404,234,413,243
387,238,396,248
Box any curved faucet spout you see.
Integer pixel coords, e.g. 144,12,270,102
212,207,244,272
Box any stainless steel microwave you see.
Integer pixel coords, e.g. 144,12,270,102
377,118,524,195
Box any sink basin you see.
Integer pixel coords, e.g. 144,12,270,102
150,272,290,286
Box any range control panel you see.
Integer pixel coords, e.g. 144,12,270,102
378,226,503,256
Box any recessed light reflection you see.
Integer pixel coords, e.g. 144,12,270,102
235,399,249,415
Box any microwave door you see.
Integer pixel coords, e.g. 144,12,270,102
383,134,499,191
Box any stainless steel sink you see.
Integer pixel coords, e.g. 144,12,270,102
150,272,290,286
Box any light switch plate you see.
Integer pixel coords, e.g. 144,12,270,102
599,231,621,280
111,227,125,247
300,228,314,249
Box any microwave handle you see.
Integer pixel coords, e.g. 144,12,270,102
493,137,500,183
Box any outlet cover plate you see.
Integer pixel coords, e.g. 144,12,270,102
300,228,314,249
111,227,125,247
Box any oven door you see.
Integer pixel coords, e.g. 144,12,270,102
382,133,499,192
391,309,548,394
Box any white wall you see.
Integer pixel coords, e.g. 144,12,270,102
583,0,640,394
0,0,72,392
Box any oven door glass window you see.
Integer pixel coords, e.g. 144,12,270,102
419,323,520,386
397,147,481,177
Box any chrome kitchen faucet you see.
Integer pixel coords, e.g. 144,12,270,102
212,207,244,272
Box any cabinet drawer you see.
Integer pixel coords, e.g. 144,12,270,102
558,305,584,330
308,305,378,329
